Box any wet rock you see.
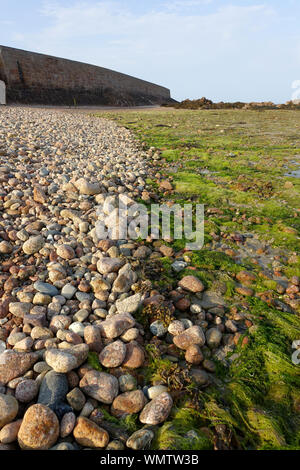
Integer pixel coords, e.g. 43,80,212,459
236,286,254,296
106,439,125,450
190,369,209,386
203,359,216,373
198,291,227,309
236,271,256,284
172,260,187,273
51,442,77,450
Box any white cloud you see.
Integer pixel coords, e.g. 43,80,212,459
164,0,213,10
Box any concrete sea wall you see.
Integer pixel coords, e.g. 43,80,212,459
0,45,171,106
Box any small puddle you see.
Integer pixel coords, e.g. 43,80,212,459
284,158,300,178
285,169,300,178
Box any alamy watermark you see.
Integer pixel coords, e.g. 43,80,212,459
292,340,300,365
95,194,204,251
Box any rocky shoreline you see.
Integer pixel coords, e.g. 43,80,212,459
0,108,207,450
0,107,299,451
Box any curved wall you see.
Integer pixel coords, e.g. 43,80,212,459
0,45,171,106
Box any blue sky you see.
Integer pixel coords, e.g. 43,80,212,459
1,0,300,102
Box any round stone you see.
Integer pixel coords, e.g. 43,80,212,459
0,241,13,254
56,244,75,260
99,313,135,339
127,429,154,450
18,404,59,450
50,315,72,333
84,325,102,353
0,394,18,428
122,341,145,369
33,361,51,374
147,385,168,400
185,344,204,365
22,235,44,255
79,371,119,404
66,387,86,411
33,293,52,305
106,440,125,450
15,379,39,403
168,320,185,336
38,370,71,419
45,349,78,373
120,328,139,342
206,328,223,348
190,369,209,386
118,374,137,392
61,283,77,299
173,325,205,350
9,302,32,318
75,178,101,195
33,281,58,297
60,412,76,438
150,320,168,337
73,417,109,448
97,257,124,275
0,419,22,444
0,350,38,385
178,275,204,293
139,392,173,425
69,322,85,337
111,390,148,418
99,340,126,368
